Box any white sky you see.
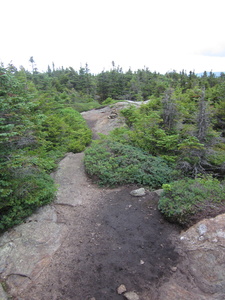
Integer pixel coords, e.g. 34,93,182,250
1,0,225,74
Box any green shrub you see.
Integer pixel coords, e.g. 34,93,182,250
102,97,116,105
72,101,101,112
0,170,56,231
41,107,92,152
84,139,177,188
111,107,180,160
120,105,139,128
207,143,225,166
158,176,225,227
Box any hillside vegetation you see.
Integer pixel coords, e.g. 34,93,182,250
1,60,225,229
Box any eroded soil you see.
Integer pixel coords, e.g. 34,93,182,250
19,186,181,300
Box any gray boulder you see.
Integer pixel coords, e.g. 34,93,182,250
124,291,140,300
130,188,146,197
158,213,225,299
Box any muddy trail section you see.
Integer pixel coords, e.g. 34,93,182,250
20,184,180,300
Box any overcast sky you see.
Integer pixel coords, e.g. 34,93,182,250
1,0,225,74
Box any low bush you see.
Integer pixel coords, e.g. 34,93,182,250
84,139,177,188
158,176,225,227
0,170,56,231
41,107,92,152
102,97,116,105
72,101,101,112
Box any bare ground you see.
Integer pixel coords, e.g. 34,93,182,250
19,186,181,300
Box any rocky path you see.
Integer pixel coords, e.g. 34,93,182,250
0,150,181,299
1,103,225,300
18,175,181,300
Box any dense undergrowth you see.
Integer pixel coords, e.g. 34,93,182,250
1,61,225,230
85,139,178,188
84,72,225,226
0,66,92,231
158,177,225,227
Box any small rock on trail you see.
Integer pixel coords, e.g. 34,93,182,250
124,291,140,300
130,187,146,197
117,284,127,294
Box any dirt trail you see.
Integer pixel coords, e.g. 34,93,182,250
20,184,180,300
3,104,223,299
13,105,182,300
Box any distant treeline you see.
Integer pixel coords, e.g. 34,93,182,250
23,61,225,103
